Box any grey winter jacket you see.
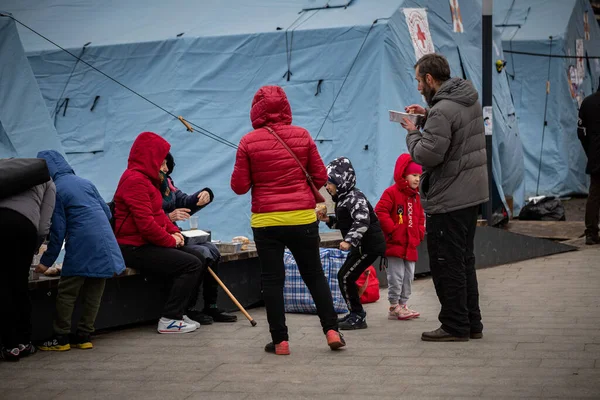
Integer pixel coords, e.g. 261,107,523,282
0,180,56,242
406,77,488,214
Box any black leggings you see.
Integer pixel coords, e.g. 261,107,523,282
337,250,379,314
252,222,338,344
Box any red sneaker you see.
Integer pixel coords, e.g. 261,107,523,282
264,341,290,355
326,330,346,350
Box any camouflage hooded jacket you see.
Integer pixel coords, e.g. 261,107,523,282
326,157,386,255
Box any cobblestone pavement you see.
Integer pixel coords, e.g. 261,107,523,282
2,246,599,399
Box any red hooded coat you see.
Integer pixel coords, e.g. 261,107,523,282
230,86,327,213
114,132,179,248
374,154,425,261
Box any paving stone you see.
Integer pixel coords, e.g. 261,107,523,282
480,384,543,398
186,394,249,400
0,389,64,400
539,358,596,369
403,384,484,397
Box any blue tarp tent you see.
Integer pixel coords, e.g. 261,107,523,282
1,0,524,239
495,0,600,199
0,16,63,157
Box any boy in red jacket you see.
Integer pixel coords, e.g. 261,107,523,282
375,154,425,320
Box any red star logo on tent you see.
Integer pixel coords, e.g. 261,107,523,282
416,24,427,47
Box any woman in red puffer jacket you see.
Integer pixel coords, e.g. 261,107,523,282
114,131,204,335
375,153,425,321
231,85,344,355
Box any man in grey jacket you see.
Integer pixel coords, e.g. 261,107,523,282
401,53,488,342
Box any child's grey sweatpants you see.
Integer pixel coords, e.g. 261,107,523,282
387,256,415,305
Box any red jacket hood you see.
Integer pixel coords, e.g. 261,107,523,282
394,153,413,188
250,86,293,129
127,132,171,185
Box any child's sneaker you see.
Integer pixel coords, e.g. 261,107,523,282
388,305,403,320
183,315,201,329
337,313,351,323
0,347,20,362
157,317,197,334
326,330,346,350
264,341,290,355
402,304,420,318
38,335,70,351
17,343,36,358
70,333,93,349
394,305,415,320
338,312,368,330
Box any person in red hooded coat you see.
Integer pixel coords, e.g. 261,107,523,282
375,154,425,321
114,132,205,334
231,85,345,355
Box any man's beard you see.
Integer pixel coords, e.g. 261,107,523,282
421,82,437,106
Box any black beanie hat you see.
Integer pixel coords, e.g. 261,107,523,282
165,152,175,175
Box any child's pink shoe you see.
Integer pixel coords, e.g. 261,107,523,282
401,304,420,319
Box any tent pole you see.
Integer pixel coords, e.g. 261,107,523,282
536,36,553,196
483,0,493,225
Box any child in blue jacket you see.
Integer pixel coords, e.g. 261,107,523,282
35,150,125,351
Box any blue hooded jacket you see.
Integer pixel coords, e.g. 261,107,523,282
37,150,125,278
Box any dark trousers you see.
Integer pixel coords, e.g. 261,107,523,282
426,206,483,337
182,243,220,309
252,222,338,344
53,276,106,335
585,174,600,237
0,209,38,348
338,250,379,314
120,245,204,320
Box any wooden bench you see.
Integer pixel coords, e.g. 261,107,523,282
29,232,344,340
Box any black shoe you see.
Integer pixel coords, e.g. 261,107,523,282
186,309,214,325
421,327,469,342
338,312,368,330
337,313,351,323
203,308,238,323
70,332,93,350
585,235,600,245
37,335,70,351
17,342,37,358
0,347,20,362
470,332,483,339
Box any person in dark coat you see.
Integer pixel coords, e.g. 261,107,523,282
34,150,126,351
160,152,237,324
0,176,55,361
578,83,600,245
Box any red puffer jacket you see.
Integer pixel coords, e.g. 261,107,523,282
231,86,327,213
114,132,179,248
374,154,425,261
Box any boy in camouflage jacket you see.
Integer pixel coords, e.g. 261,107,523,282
319,157,386,330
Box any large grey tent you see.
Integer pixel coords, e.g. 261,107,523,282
1,0,523,238
496,0,600,198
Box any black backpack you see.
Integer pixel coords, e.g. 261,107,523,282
0,158,51,200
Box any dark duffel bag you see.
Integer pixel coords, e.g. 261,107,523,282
0,158,51,200
518,196,566,221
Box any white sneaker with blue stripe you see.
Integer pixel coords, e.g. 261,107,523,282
157,317,197,334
